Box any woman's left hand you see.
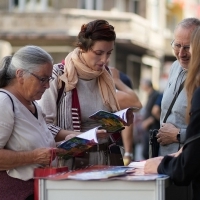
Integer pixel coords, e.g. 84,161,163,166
65,134,77,141
144,157,163,174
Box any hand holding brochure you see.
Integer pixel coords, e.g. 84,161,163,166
89,107,138,133
57,128,98,160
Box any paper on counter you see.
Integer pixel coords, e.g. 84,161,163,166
128,161,146,169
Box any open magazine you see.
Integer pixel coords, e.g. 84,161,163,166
57,107,139,159
57,128,98,160
89,107,139,133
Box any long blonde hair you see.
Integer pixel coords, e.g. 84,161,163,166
185,26,200,123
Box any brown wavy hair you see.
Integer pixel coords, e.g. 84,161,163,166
77,19,116,51
185,26,200,123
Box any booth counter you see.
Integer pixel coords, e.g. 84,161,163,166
37,176,171,200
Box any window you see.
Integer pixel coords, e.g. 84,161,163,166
150,0,159,29
128,0,139,14
78,0,103,10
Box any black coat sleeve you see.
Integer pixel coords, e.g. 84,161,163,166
158,138,200,185
157,87,200,186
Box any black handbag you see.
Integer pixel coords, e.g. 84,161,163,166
149,129,159,158
149,81,185,158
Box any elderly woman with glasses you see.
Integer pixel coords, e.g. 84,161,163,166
38,19,135,168
0,45,70,200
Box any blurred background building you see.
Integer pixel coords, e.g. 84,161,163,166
0,0,199,97
0,0,199,160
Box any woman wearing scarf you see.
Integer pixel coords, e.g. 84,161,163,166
38,19,128,168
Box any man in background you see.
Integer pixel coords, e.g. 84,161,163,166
139,79,160,159
157,18,200,156
156,18,200,200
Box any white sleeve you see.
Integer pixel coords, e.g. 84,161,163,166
37,65,61,136
0,93,14,148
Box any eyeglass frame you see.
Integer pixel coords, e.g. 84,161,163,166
171,40,190,52
26,71,54,84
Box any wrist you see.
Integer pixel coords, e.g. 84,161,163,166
176,129,181,143
124,152,133,159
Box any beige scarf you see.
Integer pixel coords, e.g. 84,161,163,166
59,48,120,112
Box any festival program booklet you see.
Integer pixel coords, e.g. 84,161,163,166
89,107,139,133
57,128,98,160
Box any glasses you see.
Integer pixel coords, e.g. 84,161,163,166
171,40,190,53
28,71,54,84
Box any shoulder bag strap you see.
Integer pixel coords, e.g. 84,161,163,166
56,80,65,106
55,63,66,106
0,91,14,112
183,133,200,147
163,80,185,123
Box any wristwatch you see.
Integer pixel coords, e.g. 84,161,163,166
176,133,180,142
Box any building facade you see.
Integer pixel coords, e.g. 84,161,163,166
0,0,199,93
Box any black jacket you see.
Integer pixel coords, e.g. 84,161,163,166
158,87,200,200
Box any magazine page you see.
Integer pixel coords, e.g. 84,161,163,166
111,173,168,181
128,161,146,169
127,161,148,175
114,107,139,123
57,128,98,159
89,107,139,132
67,166,129,180
89,111,125,133
77,127,98,143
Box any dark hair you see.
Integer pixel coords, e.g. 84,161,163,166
0,45,53,88
77,19,116,51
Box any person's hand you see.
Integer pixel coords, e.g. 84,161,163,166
134,167,149,175
125,109,134,126
169,147,183,157
32,148,66,166
65,133,77,141
96,128,109,139
144,157,163,174
157,123,179,145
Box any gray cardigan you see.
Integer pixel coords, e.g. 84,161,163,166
159,60,187,156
